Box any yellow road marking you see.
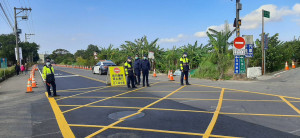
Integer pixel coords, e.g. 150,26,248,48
191,83,300,100
86,86,185,138
58,104,300,118
219,112,300,118
56,86,106,92
56,86,111,101
45,93,75,138
57,69,107,83
57,96,292,102
69,124,240,138
62,82,161,113
280,96,300,114
203,88,225,138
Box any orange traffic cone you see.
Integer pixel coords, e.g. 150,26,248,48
90,66,92,70
29,73,32,81
285,61,289,70
169,70,175,81
153,69,157,77
184,75,186,80
292,61,296,69
168,70,170,79
32,76,37,88
26,79,33,93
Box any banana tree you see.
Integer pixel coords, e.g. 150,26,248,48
206,21,235,79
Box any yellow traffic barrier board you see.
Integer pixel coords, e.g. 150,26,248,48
107,66,127,86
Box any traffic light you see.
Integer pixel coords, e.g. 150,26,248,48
233,18,241,27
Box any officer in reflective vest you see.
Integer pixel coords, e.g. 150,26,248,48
124,56,137,89
42,61,59,97
180,52,191,85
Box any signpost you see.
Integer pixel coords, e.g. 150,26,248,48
240,56,246,74
245,44,254,58
262,9,270,75
15,47,23,62
233,37,246,55
234,56,240,74
108,66,127,86
264,34,268,50
1,58,8,77
1,58,7,68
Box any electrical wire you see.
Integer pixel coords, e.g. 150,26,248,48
0,2,14,30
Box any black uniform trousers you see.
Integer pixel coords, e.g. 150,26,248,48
142,70,149,86
46,81,57,96
180,71,189,84
134,69,141,85
127,75,135,88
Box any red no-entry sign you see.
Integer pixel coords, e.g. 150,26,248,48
234,37,246,49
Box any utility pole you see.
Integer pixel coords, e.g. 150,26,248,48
14,7,32,64
25,33,35,42
261,9,270,75
236,0,241,37
261,9,264,75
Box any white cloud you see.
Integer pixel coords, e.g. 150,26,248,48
159,38,179,43
194,31,206,38
159,34,186,43
293,4,300,15
242,4,294,30
177,34,184,38
163,3,300,40
194,23,235,38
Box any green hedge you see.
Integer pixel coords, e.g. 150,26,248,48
0,66,16,80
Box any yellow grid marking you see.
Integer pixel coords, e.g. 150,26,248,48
58,104,300,118
56,86,111,101
62,82,161,113
57,96,297,102
56,86,107,92
45,93,75,138
219,112,300,117
203,88,225,138
280,96,300,114
86,86,186,138
57,69,106,83
191,83,300,100
69,124,241,138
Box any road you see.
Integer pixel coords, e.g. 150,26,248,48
37,65,300,138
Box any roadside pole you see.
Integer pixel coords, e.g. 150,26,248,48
261,9,264,75
261,9,270,75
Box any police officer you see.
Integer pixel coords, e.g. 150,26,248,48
140,54,150,87
124,56,137,89
180,52,191,85
134,54,141,85
43,60,59,97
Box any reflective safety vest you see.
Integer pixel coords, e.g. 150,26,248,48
124,61,134,76
42,66,55,80
180,57,189,71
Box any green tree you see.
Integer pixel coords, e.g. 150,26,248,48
206,21,235,79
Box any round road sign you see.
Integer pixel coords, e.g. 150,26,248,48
114,67,120,74
234,37,246,49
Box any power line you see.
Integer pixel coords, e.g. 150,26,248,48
1,0,14,23
0,3,14,30
0,10,12,29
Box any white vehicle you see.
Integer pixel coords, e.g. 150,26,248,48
92,60,116,75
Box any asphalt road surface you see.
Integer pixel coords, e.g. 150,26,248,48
37,65,300,138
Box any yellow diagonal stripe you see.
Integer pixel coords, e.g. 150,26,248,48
203,88,225,138
46,93,75,138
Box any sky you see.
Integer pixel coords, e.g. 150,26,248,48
0,0,299,54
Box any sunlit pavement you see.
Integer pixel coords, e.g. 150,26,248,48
39,65,300,138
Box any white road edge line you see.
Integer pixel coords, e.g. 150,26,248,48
38,65,45,81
